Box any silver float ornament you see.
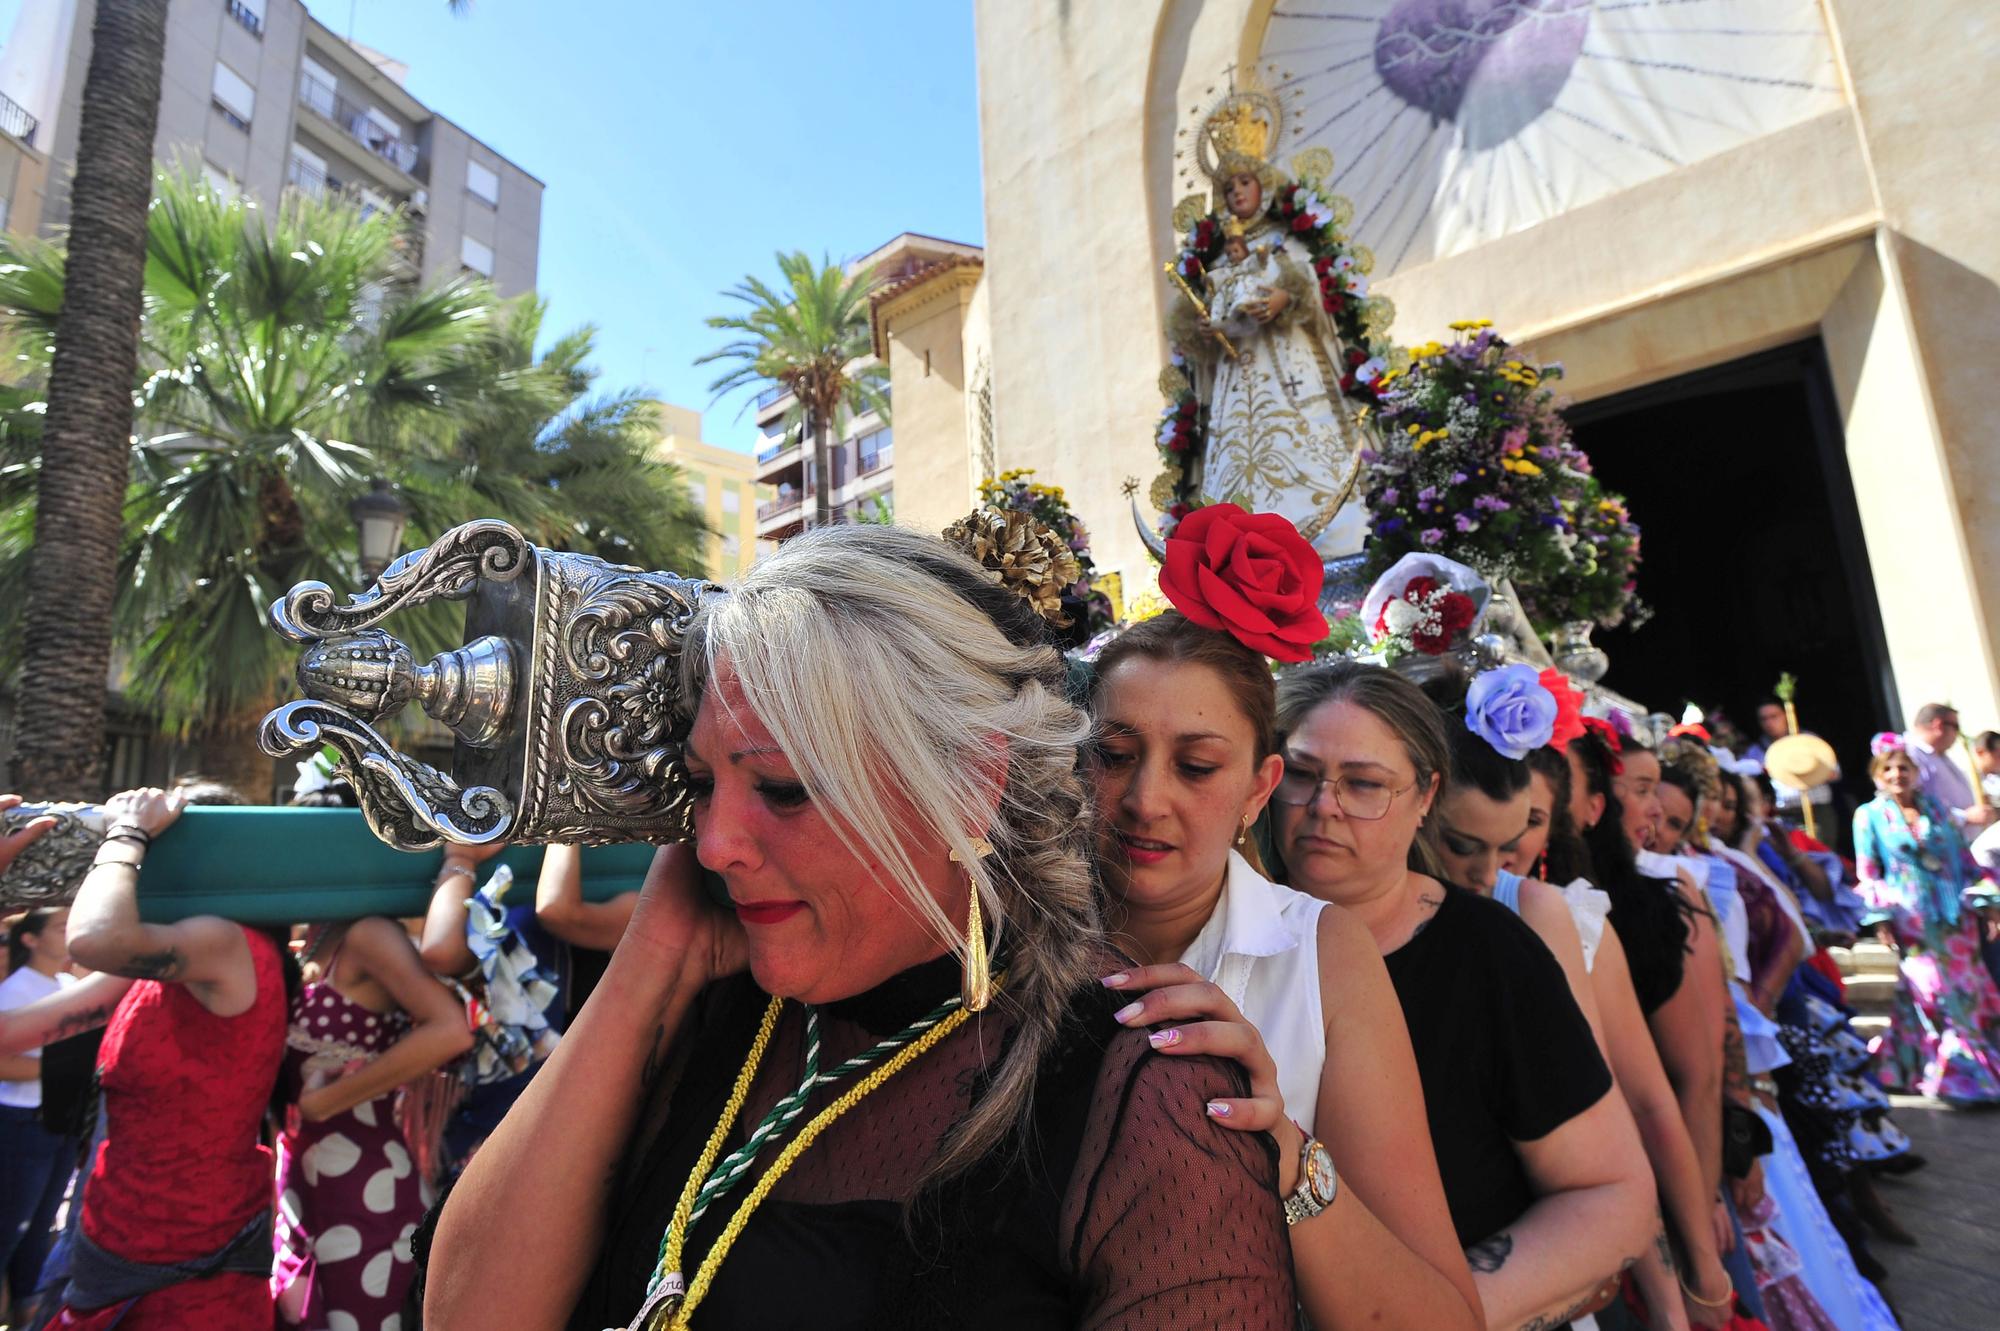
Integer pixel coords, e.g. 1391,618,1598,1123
0,803,106,910
260,519,713,851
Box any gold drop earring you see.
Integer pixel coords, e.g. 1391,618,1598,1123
950,836,996,1011
1235,814,1251,847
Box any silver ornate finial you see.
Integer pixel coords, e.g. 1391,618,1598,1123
261,518,714,850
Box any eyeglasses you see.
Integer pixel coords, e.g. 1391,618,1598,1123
1271,764,1416,820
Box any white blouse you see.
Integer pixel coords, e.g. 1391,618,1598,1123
1177,851,1329,1129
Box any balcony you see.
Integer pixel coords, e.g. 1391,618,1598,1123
0,91,33,147
755,384,789,412
297,74,420,175
858,444,893,478
225,0,264,37
287,158,424,274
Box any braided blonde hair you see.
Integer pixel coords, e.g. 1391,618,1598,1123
679,523,1103,1181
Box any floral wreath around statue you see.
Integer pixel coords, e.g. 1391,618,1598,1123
1148,161,1399,539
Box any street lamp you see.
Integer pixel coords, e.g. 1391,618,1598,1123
349,477,408,583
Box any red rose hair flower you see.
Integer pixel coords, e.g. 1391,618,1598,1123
1158,503,1328,663
1538,668,1587,751
1579,715,1625,774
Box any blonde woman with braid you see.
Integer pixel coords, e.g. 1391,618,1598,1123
421,523,1295,1330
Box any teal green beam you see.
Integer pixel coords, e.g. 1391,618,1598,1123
132,808,659,924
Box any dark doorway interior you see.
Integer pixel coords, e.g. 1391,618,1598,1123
1566,341,1896,807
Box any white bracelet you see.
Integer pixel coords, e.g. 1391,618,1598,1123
437,862,477,886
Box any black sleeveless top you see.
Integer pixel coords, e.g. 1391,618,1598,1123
563,956,1295,1330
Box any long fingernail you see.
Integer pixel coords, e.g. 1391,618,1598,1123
1100,972,1129,988
1114,1001,1144,1024
1149,1028,1181,1049
1207,1101,1232,1118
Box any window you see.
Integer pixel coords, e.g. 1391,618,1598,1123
466,160,500,207
226,0,266,36
858,426,893,474
721,533,741,559
460,235,494,277
299,56,337,119
721,487,740,515
686,478,706,506
211,61,255,128
201,163,239,200
288,145,329,198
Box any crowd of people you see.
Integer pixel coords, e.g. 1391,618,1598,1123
0,508,1993,1331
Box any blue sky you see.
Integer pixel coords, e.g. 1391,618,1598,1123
319,0,986,451
0,0,987,452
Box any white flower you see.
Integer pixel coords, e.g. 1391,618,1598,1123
1333,255,1356,272
1355,356,1386,385
1157,420,1178,447
1348,274,1370,298
1382,599,1422,635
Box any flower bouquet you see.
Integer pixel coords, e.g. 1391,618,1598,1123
1521,475,1648,631
976,468,1118,642
1361,322,1644,636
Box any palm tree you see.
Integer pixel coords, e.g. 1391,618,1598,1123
10,0,170,797
699,251,887,530
402,296,710,574
0,173,709,796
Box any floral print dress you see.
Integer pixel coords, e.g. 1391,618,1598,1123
1852,793,2000,1103
273,965,426,1331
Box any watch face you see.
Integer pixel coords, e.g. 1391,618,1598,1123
1305,1141,1337,1204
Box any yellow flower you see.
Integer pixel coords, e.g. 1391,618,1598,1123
1514,459,1542,477
1406,423,1423,436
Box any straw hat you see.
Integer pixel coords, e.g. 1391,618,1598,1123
1763,733,1839,791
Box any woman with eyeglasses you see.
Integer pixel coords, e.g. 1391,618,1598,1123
1268,662,1653,1331
1087,507,1480,1331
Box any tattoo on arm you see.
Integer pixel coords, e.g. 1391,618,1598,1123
640,1022,670,1091
1722,1002,1750,1104
109,949,183,982
1515,1255,1638,1331
1653,1212,1677,1274
52,1003,117,1041
1465,1232,1513,1273
1411,892,1445,941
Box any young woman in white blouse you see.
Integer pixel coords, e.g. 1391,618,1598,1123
1087,537,1480,1331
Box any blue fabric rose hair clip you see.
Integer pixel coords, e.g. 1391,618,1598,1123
1464,663,1560,760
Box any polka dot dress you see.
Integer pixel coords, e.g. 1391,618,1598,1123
273,976,422,1331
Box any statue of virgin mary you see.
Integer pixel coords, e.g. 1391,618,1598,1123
1143,83,1386,564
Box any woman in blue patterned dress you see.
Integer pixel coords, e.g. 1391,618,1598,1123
1852,734,2000,1104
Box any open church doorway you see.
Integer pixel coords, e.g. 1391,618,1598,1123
1566,340,1897,813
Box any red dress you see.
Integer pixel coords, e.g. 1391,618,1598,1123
51,926,286,1330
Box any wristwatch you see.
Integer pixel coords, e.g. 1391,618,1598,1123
1283,1133,1338,1225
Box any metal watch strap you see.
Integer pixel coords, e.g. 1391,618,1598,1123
1283,1135,1335,1225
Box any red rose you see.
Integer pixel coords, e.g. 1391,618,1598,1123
1291,214,1314,234
1160,503,1327,662
1538,668,1586,751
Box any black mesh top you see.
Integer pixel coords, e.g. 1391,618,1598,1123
1385,886,1614,1248
566,953,1297,1330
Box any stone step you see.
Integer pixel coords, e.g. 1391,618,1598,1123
1839,972,1901,1016
1829,942,1900,978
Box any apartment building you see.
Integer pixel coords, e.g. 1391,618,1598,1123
654,403,764,582
754,233,981,542
0,0,541,292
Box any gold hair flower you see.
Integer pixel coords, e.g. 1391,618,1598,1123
942,509,1082,628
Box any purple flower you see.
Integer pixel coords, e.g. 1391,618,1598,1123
1380,487,1400,505
1417,486,1437,503
1474,494,1510,513
1450,471,1468,485
1454,514,1477,533
1466,664,1558,760
1359,449,1380,464
1378,517,1406,534
1419,527,1444,547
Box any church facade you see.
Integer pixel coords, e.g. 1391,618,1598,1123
973,0,2000,725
